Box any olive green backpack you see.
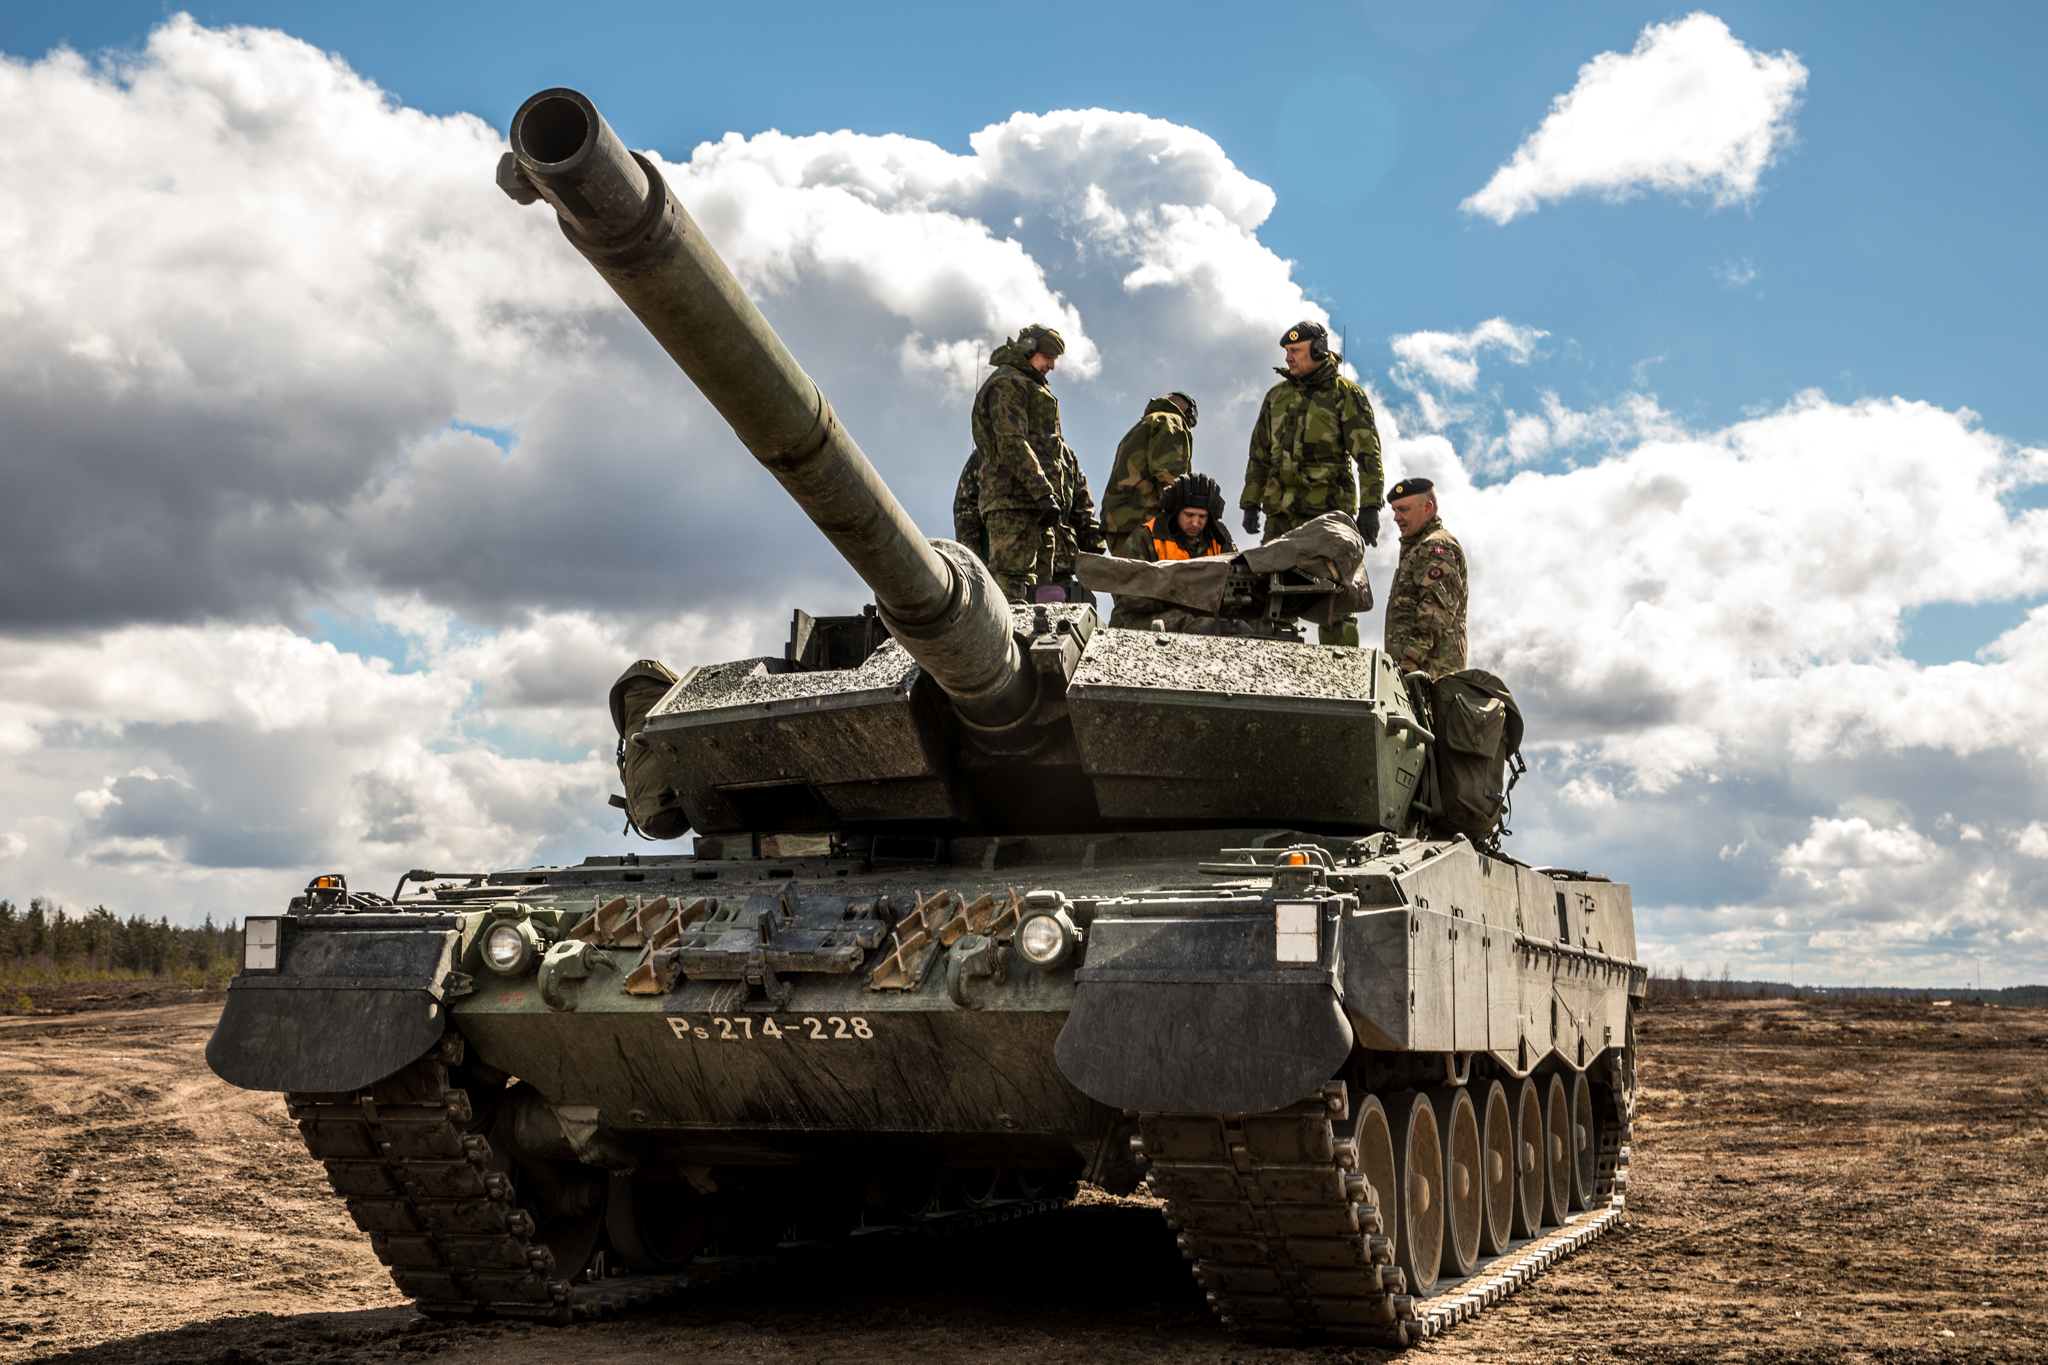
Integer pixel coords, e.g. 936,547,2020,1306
1427,669,1526,849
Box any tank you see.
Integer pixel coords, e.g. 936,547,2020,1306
204,88,1644,1346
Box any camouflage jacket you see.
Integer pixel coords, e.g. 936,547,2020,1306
971,340,1061,511
951,451,987,559
1240,355,1383,526
1099,399,1195,544
956,442,1100,569
1384,515,1468,679
1052,442,1106,569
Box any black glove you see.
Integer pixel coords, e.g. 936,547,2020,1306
1035,496,1061,528
1362,506,1380,547
1242,508,1261,536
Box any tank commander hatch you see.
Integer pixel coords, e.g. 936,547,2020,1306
969,324,1069,602
1239,321,1384,646
1108,472,1242,634
1099,391,1198,552
1383,476,1468,678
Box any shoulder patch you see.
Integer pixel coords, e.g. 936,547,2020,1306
1428,566,1445,580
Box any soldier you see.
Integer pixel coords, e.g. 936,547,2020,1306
1099,392,1198,552
1238,321,1384,646
1108,473,1239,633
970,324,1068,602
1047,441,1106,600
952,448,988,562
1382,477,1467,678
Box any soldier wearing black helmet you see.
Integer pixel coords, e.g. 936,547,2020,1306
1238,321,1384,646
969,323,1071,601
1099,391,1198,551
1108,472,1241,633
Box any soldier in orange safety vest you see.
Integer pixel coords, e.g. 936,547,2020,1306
1108,473,1239,630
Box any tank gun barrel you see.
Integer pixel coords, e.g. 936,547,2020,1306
504,88,1034,729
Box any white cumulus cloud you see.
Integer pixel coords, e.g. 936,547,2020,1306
1462,13,1808,225
0,17,1331,925
1360,330,2048,984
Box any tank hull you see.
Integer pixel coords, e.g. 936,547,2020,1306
211,827,1641,1339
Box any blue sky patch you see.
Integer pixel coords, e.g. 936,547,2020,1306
1899,598,2040,667
307,609,422,674
446,421,517,455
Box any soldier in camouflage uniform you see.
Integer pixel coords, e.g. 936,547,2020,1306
1048,441,1106,594
952,449,988,562
1239,321,1384,646
1099,392,1197,552
1382,477,1467,678
1108,473,1245,635
970,324,1068,601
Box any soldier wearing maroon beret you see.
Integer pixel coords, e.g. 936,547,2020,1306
1383,477,1467,678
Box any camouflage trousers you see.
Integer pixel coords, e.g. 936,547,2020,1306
1263,516,1358,647
984,510,1055,603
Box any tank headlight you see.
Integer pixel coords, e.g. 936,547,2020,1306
483,921,538,976
1016,908,1078,971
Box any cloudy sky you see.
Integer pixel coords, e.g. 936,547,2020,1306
2,3,2044,987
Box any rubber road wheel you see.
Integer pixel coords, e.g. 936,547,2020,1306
606,1172,709,1271
1568,1069,1599,1212
1352,1093,1398,1253
1510,1076,1545,1238
947,1169,1002,1209
1428,1085,1481,1279
1540,1073,1571,1227
1389,1090,1443,1297
1475,1079,1514,1257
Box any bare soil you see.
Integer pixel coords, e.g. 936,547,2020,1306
0,994,2043,1364
4,979,225,1016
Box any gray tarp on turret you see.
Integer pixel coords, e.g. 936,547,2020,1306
1074,511,1373,626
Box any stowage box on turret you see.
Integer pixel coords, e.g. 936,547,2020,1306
206,88,1644,1346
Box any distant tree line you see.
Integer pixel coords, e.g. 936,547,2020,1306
1646,963,2047,1006
0,898,240,997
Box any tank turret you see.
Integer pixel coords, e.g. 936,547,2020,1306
503,88,1428,838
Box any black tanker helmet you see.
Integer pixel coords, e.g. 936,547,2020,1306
1166,390,1199,427
1160,471,1226,528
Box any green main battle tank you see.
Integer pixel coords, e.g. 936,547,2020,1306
205,88,1644,1346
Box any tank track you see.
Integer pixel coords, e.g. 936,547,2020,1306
1140,1071,1632,1347
285,1039,1069,1323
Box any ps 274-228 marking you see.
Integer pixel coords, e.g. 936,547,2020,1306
668,1015,873,1042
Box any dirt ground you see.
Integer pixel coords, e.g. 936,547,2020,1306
0,994,2043,1365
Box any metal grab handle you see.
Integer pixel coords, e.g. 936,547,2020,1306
1386,715,1435,744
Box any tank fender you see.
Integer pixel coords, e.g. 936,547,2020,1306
1057,981,1354,1114
205,924,463,1093
1053,906,1352,1113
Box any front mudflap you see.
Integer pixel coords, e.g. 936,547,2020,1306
206,918,466,1093
1055,904,1352,1114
